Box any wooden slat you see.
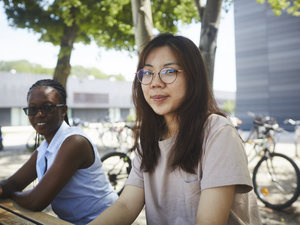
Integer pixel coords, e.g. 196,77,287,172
0,208,35,225
0,199,72,225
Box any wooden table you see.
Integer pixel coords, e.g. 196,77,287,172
0,198,72,224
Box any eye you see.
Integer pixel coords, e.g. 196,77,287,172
161,68,176,75
28,107,37,113
142,70,152,76
42,105,55,112
43,105,52,110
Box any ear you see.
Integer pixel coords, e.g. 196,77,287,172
62,105,68,117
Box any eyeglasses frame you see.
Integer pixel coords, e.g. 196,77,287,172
136,67,184,85
23,104,65,116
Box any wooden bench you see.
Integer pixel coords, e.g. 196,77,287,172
0,198,72,224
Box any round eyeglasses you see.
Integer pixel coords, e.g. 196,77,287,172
23,104,65,116
136,67,184,85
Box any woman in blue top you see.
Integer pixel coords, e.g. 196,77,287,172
0,79,118,224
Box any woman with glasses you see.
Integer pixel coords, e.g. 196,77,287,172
89,33,261,225
0,79,118,225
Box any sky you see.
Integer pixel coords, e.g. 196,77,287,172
0,2,236,92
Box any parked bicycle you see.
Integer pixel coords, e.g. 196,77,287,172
69,117,90,128
97,115,134,151
244,112,281,159
26,132,44,152
245,119,300,209
284,119,300,157
100,125,135,195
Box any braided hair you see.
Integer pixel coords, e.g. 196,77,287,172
27,79,70,149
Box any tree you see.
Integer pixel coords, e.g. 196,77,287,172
222,99,236,115
257,0,300,16
194,0,223,88
131,0,199,55
0,60,126,80
130,0,219,87
0,60,54,74
2,0,134,89
131,0,153,54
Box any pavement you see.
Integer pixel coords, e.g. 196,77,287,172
1,126,300,224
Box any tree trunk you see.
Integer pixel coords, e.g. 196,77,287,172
131,0,154,55
196,0,223,89
53,23,78,90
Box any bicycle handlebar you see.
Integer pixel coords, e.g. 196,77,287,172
284,119,300,126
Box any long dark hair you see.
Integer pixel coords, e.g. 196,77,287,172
27,79,70,149
132,33,225,174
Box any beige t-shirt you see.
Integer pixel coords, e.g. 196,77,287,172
126,114,262,225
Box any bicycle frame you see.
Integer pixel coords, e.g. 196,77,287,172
247,138,270,163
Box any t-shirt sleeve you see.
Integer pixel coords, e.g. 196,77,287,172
201,121,253,193
125,152,144,189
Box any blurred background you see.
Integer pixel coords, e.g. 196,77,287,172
0,0,299,131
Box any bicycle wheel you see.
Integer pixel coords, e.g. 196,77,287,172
101,152,132,195
252,152,300,210
26,132,36,151
101,129,120,150
119,126,134,150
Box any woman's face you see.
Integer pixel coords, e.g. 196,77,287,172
141,46,188,122
27,86,67,143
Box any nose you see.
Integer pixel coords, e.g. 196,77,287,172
35,109,45,117
150,72,165,88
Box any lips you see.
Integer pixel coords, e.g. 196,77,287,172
152,95,168,102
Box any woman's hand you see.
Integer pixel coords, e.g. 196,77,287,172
0,150,38,200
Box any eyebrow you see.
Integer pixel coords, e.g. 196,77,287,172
144,62,181,67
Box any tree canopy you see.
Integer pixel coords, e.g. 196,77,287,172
2,0,135,88
257,0,300,16
3,0,135,50
0,60,54,75
2,0,200,88
0,60,126,81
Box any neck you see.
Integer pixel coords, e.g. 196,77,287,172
162,116,179,140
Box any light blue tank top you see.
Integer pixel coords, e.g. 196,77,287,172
36,121,118,224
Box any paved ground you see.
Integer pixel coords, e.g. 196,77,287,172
1,126,300,224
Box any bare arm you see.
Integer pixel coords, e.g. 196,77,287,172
0,150,38,199
10,135,95,211
88,185,145,225
196,185,235,225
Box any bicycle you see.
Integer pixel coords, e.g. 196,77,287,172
248,132,300,210
97,115,131,150
244,112,279,159
26,132,44,152
100,125,135,195
284,119,300,157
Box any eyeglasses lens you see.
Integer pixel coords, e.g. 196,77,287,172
25,105,56,116
160,68,177,84
137,68,177,84
28,107,38,116
137,70,152,84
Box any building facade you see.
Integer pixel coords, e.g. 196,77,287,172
0,72,236,126
0,72,134,126
234,0,300,130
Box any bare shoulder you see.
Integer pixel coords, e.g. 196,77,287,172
61,134,92,151
56,134,95,168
